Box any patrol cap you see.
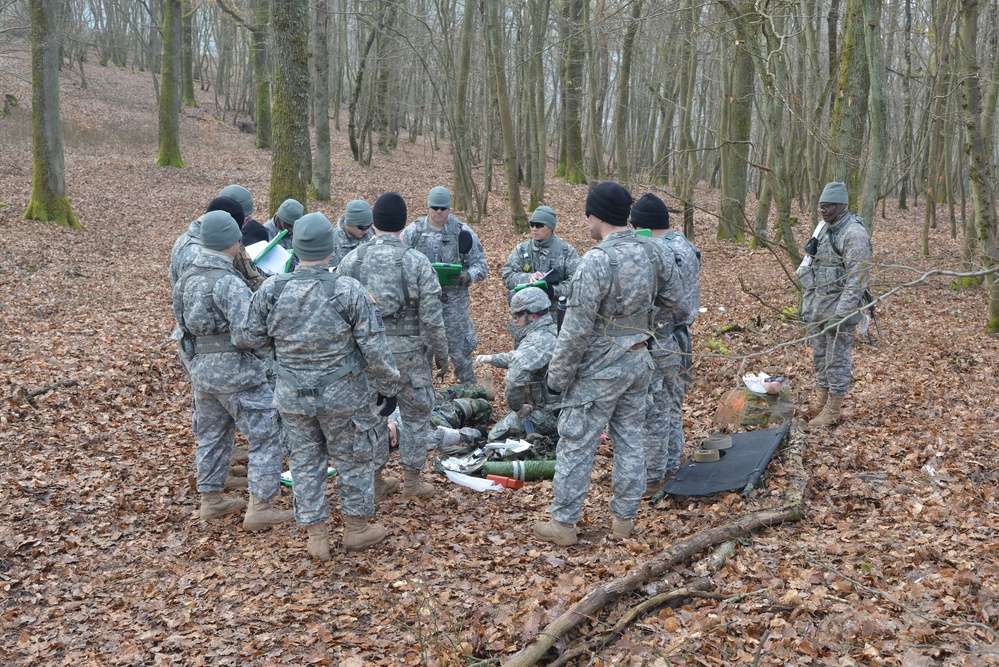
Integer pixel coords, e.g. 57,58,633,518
343,200,373,227
510,286,551,314
201,210,242,251
275,198,305,226
428,186,452,209
529,205,557,230
292,212,335,261
218,184,254,219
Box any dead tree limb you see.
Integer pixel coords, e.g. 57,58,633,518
547,579,722,667
502,420,809,667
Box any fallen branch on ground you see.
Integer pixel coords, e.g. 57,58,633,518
502,420,808,667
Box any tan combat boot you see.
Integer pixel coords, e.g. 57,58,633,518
224,475,248,489
229,464,248,477
810,387,829,417
481,371,496,401
231,447,249,464
199,492,246,521
402,469,434,498
242,494,294,532
643,480,663,499
306,522,331,561
342,516,387,552
610,517,634,540
533,519,578,546
374,467,400,503
809,393,845,428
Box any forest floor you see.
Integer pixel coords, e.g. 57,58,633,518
1,55,998,667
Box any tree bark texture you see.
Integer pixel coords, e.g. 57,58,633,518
312,0,330,200
718,10,753,242
556,0,586,184
485,0,527,231
827,0,869,194
858,0,887,231
613,0,642,185
25,0,81,229
156,0,185,168
181,0,197,107
251,0,271,149
957,0,999,331
269,0,311,214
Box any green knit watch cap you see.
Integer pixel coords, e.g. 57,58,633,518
428,186,452,208
276,198,304,225
201,210,242,251
218,184,254,218
343,200,373,226
819,182,849,205
292,212,335,260
529,205,557,230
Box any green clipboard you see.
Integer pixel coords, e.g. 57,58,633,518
284,249,296,273
251,229,288,264
432,262,464,286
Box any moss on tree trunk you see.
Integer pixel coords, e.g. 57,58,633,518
157,0,185,168
25,0,81,230
269,0,311,213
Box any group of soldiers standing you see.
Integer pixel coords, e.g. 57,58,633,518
170,180,705,559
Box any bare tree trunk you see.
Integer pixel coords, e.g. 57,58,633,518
251,0,270,149
156,0,184,167
269,0,311,214
923,0,951,251
718,8,753,242
958,0,999,331
25,0,80,229
555,0,586,184
613,0,642,185
858,0,887,232
181,0,197,107
826,0,869,193
675,0,699,239
312,0,330,200
485,0,527,231
452,0,477,213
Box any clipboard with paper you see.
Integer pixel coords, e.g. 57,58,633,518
245,230,294,275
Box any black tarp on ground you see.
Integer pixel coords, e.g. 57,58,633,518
656,422,791,498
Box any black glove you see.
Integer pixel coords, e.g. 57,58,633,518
545,269,562,286
450,271,472,287
376,393,398,417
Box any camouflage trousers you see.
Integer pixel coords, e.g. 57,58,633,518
280,411,378,526
434,384,489,402
643,361,686,482
550,349,653,524
391,353,435,472
193,383,283,502
487,407,558,442
807,323,856,395
442,300,479,385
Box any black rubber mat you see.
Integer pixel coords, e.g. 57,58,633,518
654,422,791,499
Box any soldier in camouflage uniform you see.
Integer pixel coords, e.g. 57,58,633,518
534,182,682,546
475,287,560,442
244,212,400,560
799,182,872,427
501,206,580,309
172,210,294,531
402,186,488,385
329,200,375,267
262,198,305,250
630,194,701,496
337,192,450,501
